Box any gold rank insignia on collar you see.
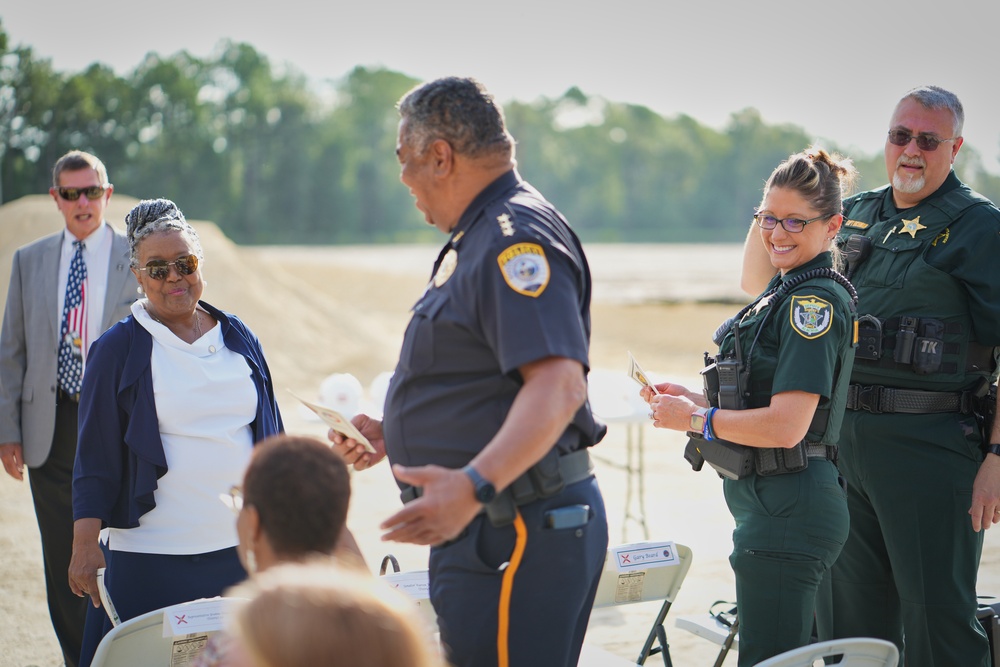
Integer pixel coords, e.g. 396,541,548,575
898,216,926,239
844,219,870,229
497,213,515,237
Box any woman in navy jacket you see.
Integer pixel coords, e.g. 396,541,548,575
68,199,282,666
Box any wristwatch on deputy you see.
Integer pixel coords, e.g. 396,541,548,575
462,464,497,504
987,443,1000,458
690,407,710,433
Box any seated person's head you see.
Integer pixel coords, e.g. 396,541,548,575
236,435,351,572
226,561,443,667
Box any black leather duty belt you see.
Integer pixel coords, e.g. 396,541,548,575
805,442,838,461
399,449,594,506
846,383,972,415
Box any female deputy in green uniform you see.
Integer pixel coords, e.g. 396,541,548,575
642,147,858,666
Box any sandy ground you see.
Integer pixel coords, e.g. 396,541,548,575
1,195,998,666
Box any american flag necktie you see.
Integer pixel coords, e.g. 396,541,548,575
58,240,87,396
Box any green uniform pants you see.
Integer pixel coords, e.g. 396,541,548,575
724,458,849,667
816,410,990,667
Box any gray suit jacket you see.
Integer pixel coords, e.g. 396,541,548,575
0,226,136,467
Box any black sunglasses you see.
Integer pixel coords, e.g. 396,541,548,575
753,212,831,234
57,185,108,201
138,255,200,280
887,129,956,152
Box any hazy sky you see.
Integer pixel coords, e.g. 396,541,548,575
5,1,1000,174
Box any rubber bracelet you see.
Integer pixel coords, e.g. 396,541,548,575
703,407,718,441
987,443,1000,457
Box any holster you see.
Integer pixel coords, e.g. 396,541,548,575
686,432,755,480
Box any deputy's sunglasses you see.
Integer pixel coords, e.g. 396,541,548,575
753,212,831,234
138,255,200,280
887,129,956,152
56,185,108,201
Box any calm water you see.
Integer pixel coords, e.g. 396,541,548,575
259,242,748,304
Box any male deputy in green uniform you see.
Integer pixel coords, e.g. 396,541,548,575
330,77,608,667
742,86,1000,666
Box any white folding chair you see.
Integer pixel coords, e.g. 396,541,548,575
752,637,899,667
376,555,438,630
90,597,241,667
590,541,693,665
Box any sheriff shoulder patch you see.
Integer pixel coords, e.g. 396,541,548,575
497,243,549,297
789,295,833,339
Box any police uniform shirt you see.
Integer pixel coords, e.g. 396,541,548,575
841,170,1000,390
383,169,598,473
720,252,855,445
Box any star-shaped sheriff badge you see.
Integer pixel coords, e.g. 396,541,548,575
898,216,927,238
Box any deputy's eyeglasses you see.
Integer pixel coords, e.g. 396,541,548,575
138,254,200,280
887,129,957,152
57,185,107,201
754,212,831,234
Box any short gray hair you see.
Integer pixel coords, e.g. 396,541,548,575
899,85,964,137
397,77,515,159
125,198,203,268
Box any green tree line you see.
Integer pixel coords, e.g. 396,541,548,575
3,21,999,244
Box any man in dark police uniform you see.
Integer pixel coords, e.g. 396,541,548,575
741,85,1000,667
332,76,608,667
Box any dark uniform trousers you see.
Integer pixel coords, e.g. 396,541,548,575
429,477,608,667
724,459,850,666
28,396,88,667
817,410,990,667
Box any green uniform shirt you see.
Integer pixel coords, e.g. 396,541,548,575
719,252,856,446
840,170,1000,391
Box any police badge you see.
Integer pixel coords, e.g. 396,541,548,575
789,295,833,339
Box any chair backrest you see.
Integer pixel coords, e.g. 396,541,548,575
378,568,439,630
593,542,693,609
753,637,899,667
90,597,242,667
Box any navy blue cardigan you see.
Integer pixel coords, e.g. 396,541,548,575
72,301,283,529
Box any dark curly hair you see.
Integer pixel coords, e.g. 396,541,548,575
397,76,514,159
242,435,351,558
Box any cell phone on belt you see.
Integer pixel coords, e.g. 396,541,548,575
544,504,591,529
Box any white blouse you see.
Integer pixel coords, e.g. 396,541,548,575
108,301,255,555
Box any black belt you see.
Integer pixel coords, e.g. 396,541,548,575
57,388,80,403
400,449,594,506
846,383,972,415
805,442,837,462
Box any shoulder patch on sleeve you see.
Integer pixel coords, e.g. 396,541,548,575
497,243,550,297
789,295,834,339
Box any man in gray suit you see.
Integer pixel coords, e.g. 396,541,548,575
0,151,136,667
